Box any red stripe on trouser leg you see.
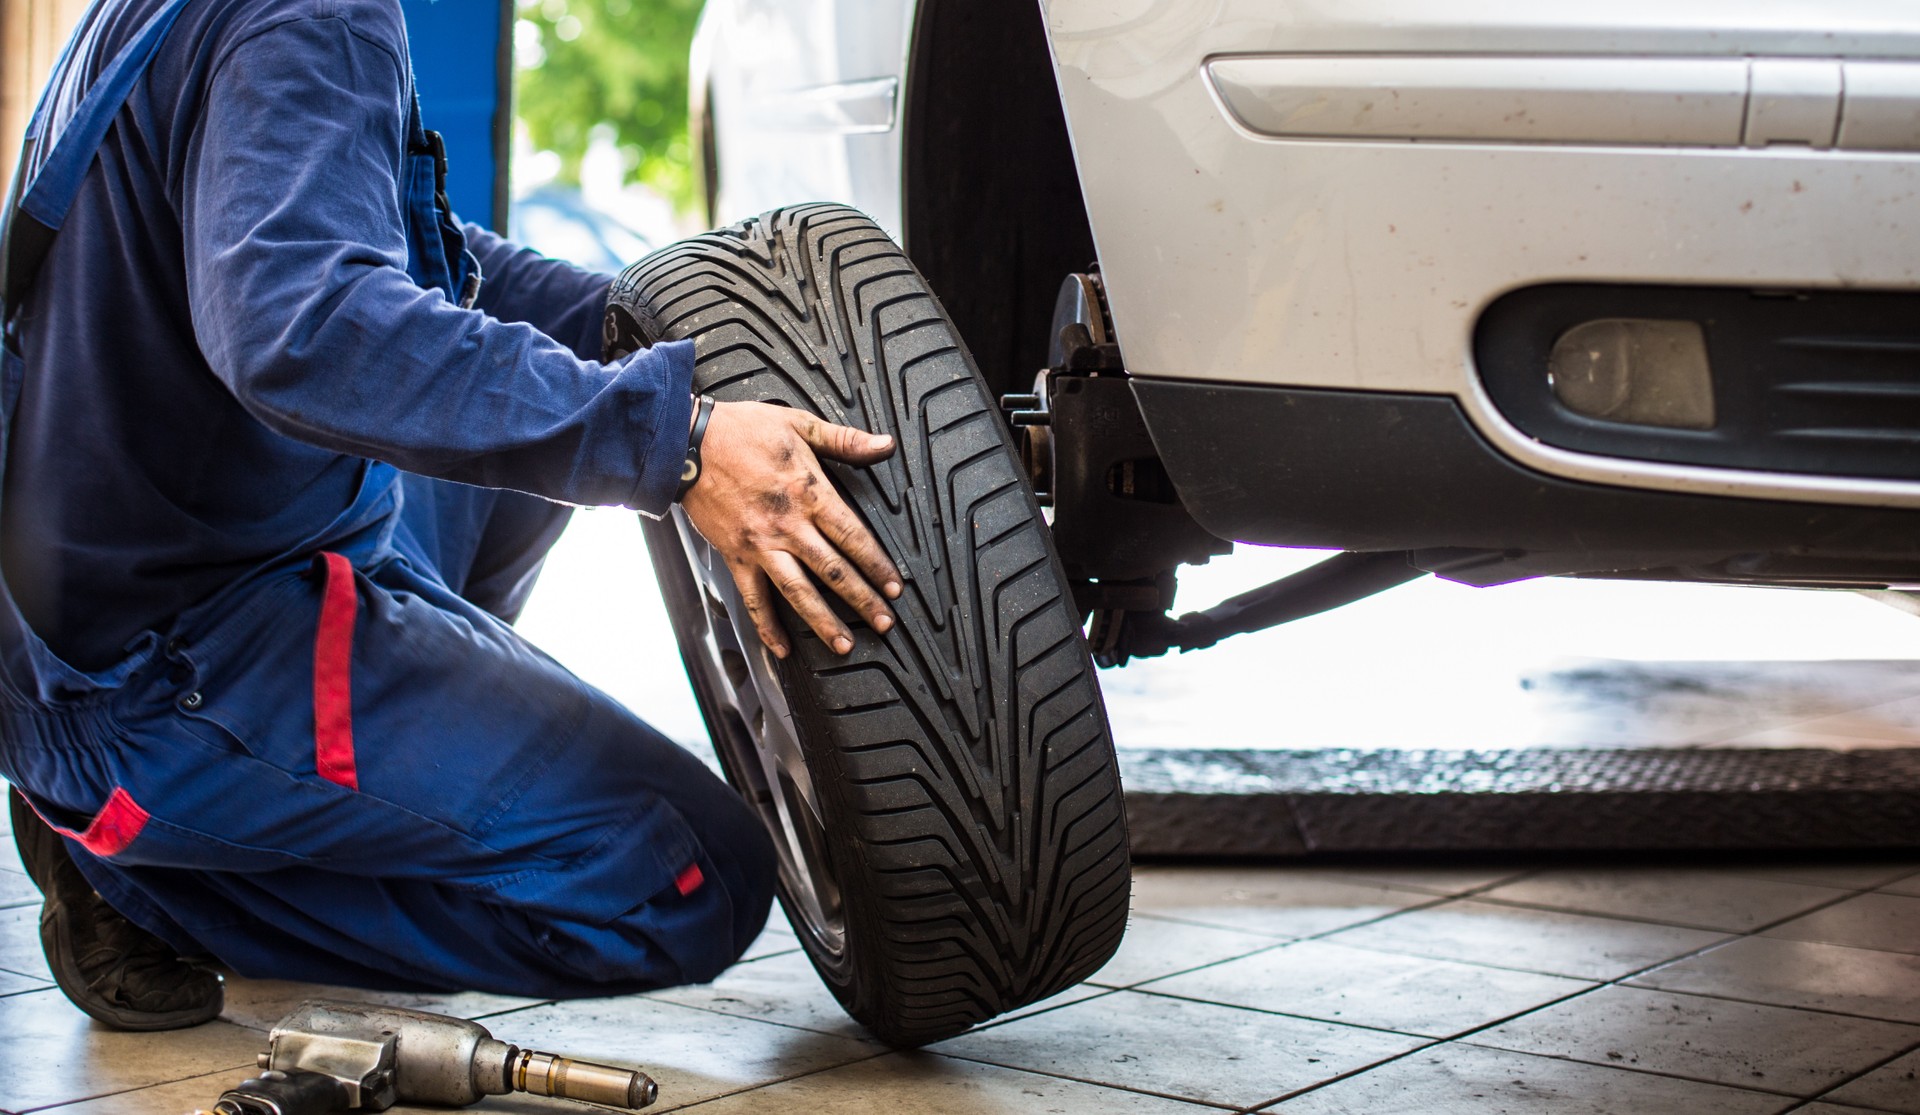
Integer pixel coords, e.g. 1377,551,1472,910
31,787,150,858
313,551,360,790
675,863,705,896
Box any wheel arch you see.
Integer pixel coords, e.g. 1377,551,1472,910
901,0,1097,400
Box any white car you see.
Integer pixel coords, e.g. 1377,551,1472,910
696,0,1920,644
610,0,1920,1046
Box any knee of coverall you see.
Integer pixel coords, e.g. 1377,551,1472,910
694,779,781,976
556,693,778,987
654,744,779,983
535,775,777,991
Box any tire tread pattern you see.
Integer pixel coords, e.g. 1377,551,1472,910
608,205,1129,1045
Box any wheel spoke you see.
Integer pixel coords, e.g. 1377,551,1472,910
671,510,847,955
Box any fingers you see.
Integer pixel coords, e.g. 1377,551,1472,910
761,550,856,654
727,561,789,659
796,413,895,465
815,497,904,601
691,401,907,658
789,527,894,635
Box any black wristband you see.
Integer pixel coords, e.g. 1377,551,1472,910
675,394,717,502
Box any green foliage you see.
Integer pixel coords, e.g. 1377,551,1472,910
513,0,702,210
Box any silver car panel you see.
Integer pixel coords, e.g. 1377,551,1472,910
702,0,1920,508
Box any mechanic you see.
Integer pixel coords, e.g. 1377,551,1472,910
0,0,902,1030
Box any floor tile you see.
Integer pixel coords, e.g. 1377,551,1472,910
970,983,1115,1028
1141,938,1593,1038
1826,1047,1920,1114
0,987,263,1111
0,868,38,911
1469,985,1920,1096
1765,893,1920,956
40,1067,598,1114
463,994,880,1112
217,975,543,1032
1322,865,1531,897
929,990,1422,1109
1797,1106,1900,1115
651,943,1111,1041
1481,869,1844,932
0,965,50,997
1715,691,1920,749
1269,1042,1791,1114
646,950,871,1039
1129,867,1428,939
1323,899,1728,980
1088,914,1284,987
679,1051,1218,1113
1724,862,1920,892
0,903,52,982
1879,873,1920,898
33,1069,242,1114
1630,937,1920,1024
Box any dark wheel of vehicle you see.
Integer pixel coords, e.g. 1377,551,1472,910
604,203,1131,1047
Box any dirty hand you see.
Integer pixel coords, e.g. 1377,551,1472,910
680,400,904,658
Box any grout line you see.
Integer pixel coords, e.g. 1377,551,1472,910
1121,979,1599,1044
1280,924,1743,984
964,986,1123,1032
921,1046,1246,1111
1774,1035,1920,1112
1464,891,1833,935
587,990,888,1047
18,1062,255,1114
1086,940,1296,993
651,1047,896,1115
1741,884,1906,936
1615,983,1920,1029
467,998,560,1023
1311,869,1897,988
1114,981,1454,1040
1241,1037,1450,1112
1233,885,1884,1109
1447,1038,1838,1102
1875,865,1920,893
1454,870,1543,899
1116,911,1298,941
647,1049,923,1114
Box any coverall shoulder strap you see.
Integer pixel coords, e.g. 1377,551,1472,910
0,0,196,322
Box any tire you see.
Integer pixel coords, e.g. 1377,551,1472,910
604,204,1130,1046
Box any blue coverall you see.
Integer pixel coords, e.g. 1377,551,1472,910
0,0,776,996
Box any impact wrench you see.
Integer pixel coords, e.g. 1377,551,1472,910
193,1000,658,1114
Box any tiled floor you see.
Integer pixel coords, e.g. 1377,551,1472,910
6,856,1919,1113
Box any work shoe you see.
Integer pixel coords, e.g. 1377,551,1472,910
9,788,222,1030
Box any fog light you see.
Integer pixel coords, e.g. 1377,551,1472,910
1547,318,1715,429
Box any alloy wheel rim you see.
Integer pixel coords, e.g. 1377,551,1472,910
669,509,848,956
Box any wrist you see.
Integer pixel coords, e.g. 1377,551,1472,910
675,394,717,502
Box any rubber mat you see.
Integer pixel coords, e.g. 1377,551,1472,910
1120,747,1920,856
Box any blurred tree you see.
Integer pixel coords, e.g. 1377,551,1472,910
514,0,702,210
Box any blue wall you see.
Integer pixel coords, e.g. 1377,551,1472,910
401,0,507,231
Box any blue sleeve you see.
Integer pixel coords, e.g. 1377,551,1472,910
179,14,693,512
463,223,614,362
